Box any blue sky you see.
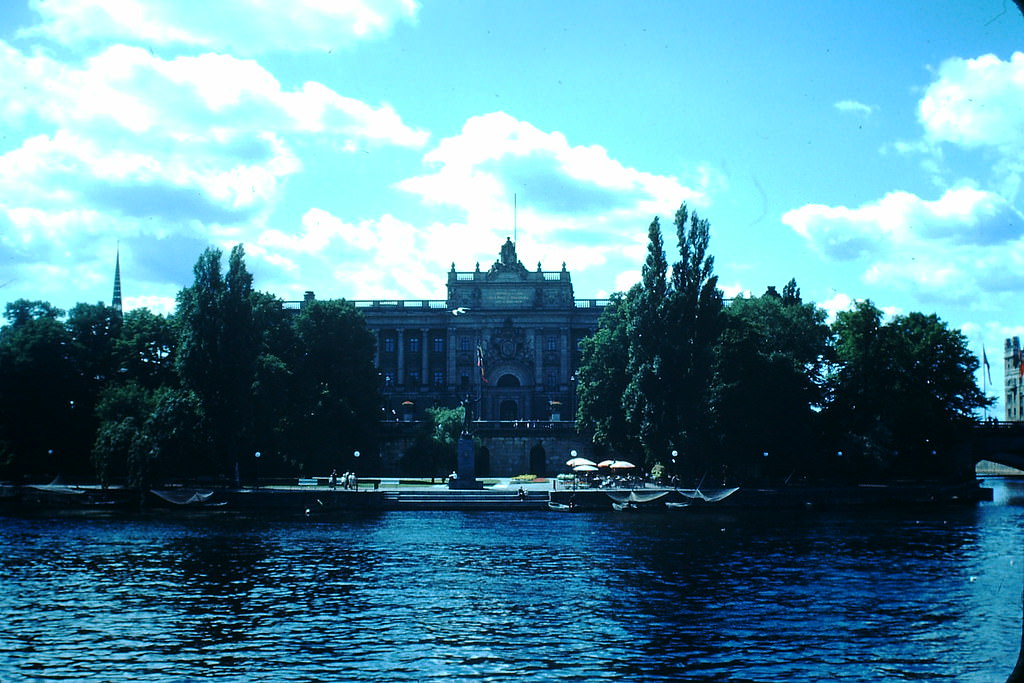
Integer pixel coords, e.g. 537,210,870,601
1,0,1022,409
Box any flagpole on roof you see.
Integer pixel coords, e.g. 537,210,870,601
982,341,994,421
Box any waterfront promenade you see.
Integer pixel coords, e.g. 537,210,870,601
2,475,992,515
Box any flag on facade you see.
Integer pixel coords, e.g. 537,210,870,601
983,346,992,385
476,345,488,383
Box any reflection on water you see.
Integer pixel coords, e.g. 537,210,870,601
1,482,1024,681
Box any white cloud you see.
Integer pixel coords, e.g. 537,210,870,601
0,34,430,312
397,111,709,245
784,186,1024,305
819,292,854,322
834,100,875,117
919,52,1024,151
784,186,1023,259
399,112,703,216
123,295,177,316
0,43,428,148
0,42,426,240
21,0,420,55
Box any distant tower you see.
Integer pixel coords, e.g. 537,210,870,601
112,245,123,319
1006,337,1023,422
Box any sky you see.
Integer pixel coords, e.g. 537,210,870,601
0,0,1023,411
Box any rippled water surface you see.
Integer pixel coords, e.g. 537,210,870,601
3,481,1024,681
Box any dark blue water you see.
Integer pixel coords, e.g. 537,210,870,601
2,481,1024,682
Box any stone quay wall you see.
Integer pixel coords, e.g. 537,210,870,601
378,421,610,478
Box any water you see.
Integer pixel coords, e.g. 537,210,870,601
2,481,1024,682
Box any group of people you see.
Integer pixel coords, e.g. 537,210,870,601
329,469,358,490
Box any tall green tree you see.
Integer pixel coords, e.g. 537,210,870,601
578,202,724,470
176,245,261,481
622,218,671,462
115,308,177,389
826,301,988,478
661,203,724,472
65,302,124,469
291,298,380,474
400,405,464,477
576,293,635,456
247,290,299,476
0,300,79,479
92,381,206,489
712,281,831,481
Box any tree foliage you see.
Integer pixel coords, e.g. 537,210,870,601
0,234,994,488
661,204,724,470
175,245,260,481
290,298,381,474
825,301,989,479
576,293,635,456
576,206,988,484
0,300,81,478
712,282,831,479
399,405,465,477
581,203,723,468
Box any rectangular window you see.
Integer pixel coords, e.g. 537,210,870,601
547,336,558,351
383,337,395,353
408,370,420,386
433,336,445,353
433,370,445,386
409,337,420,353
459,336,472,351
546,370,558,389
460,373,470,388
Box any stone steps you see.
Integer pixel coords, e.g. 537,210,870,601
380,490,548,510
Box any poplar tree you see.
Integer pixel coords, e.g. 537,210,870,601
578,203,724,469
622,218,671,462
176,245,260,481
662,204,724,472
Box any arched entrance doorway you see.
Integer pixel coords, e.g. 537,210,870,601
497,374,521,421
529,443,547,477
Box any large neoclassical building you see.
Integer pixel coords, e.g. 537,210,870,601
293,239,608,426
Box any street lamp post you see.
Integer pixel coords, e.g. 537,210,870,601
570,449,578,491
254,451,261,490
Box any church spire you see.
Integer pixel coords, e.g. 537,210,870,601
112,244,123,319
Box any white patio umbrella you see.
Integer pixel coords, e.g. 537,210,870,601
566,457,597,468
572,464,598,472
609,460,636,470
597,459,616,468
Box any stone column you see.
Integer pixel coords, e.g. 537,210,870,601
369,328,380,367
421,328,429,388
533,329,544,386
397,328,405,386
559,331,570,390
447,327,457,390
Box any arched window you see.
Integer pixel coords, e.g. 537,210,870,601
496,374,520,388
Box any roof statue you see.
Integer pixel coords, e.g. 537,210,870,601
488,237,528,277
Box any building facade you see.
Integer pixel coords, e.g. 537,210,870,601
294,239,607,426
1007,337,1023,422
